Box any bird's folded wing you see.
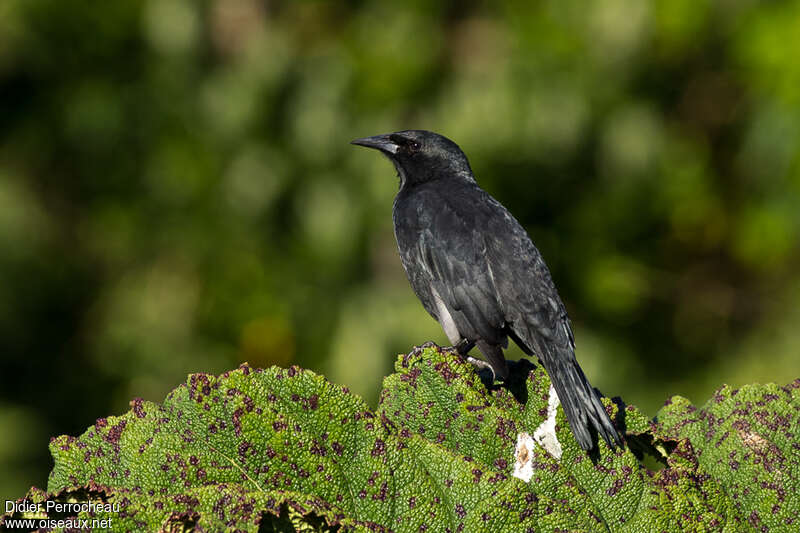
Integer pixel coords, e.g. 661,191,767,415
479,203,576,353
414,205,507,346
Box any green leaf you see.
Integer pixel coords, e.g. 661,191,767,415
656,381,800,530
2,345,799,532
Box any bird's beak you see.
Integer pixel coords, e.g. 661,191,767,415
350,134,399,155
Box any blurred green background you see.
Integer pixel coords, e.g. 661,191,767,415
2,0,800,502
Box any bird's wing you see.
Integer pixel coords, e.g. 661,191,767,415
398,190,508,346
475,193,574,351
479,194,622,450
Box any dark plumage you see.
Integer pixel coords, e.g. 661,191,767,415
352,130,623,452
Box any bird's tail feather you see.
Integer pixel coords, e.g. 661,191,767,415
544,345,623,451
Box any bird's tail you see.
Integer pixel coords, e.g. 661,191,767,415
544,345,623,452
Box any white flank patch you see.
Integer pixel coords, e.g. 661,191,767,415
533,384,563,460
512,432,535,482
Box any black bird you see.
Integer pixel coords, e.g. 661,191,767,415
352,130,623,452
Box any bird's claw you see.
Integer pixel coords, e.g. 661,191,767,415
465,356,496,381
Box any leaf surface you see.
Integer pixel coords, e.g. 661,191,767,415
3,345,799,532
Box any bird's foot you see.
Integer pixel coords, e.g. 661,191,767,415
442,339,496,382
465,356,496,381
444,338,475,356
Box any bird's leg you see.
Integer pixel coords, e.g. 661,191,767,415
454,338,475,355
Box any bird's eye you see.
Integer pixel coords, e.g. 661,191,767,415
389,134,421,154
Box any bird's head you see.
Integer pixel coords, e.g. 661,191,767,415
351,130,474,188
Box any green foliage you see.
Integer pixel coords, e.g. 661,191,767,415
657,382,800,530
3,346,798,532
